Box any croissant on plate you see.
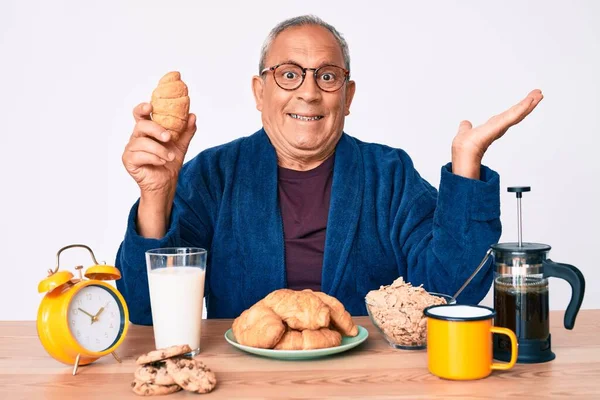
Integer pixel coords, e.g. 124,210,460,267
274,326,342,350
306,289,359,337
232,289,358,350
150,71,190,141
231,304,285,349
259,289,330,331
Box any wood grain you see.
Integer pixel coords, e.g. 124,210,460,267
0,310,598,399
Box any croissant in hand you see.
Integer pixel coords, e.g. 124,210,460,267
150,71,190,141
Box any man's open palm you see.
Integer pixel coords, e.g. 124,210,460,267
453,89,544,160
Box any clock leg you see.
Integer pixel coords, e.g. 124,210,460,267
111,351,122,363
72,353,81,376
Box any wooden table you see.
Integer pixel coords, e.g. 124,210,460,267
1,310,598,399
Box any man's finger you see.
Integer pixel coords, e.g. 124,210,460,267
132,119,172,142
133,102,153,122
178,113,197,149
513,91,544,126
458,120,473,134
488,90,542,133
125,151,167,170
128,137,174,162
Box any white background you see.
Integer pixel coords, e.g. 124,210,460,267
1,0,598,321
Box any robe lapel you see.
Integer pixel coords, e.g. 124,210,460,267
233,129,285,306
321,133,363,296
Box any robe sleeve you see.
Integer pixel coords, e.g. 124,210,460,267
114,158,215,325
392,152,501,304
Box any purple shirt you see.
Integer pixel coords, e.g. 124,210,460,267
278,155,334,291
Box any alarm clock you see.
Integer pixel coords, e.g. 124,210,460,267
37,244,130,375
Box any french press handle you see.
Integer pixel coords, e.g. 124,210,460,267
543,259,586,330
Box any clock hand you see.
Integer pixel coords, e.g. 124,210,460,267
78,308,95,323
91,301,110,324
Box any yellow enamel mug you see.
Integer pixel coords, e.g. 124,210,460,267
423,304,518,380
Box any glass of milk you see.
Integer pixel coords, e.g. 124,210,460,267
145,247,207,355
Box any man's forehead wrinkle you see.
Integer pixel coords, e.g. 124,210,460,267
270,45,344,67
277,44,339,54
272,56,340,65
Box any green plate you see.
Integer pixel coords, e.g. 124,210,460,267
224,325,369,360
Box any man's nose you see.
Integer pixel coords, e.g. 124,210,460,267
295,72,322,102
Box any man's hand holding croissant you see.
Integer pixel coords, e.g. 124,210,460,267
121,71,196,239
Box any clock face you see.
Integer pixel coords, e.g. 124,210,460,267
67,285,124,352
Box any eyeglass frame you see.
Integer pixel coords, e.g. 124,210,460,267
260,62,351,92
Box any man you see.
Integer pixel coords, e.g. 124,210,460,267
116,15,543,325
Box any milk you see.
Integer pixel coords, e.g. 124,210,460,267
148,266,205,351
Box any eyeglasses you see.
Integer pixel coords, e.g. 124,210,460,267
260,62,350,92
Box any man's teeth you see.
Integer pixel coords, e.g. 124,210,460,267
289,114,323,121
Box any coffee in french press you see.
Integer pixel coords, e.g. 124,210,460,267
489,187,585,363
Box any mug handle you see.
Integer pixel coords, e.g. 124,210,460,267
490,327,518,370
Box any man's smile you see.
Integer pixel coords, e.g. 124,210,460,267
288,113,324,121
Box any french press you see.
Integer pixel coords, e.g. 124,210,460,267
482,186,586,363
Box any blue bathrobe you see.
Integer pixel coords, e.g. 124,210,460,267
115,128,501,325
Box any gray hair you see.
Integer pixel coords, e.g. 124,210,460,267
258,15,351,74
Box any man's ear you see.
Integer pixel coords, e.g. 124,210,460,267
252,75,265,112
344,80,356,116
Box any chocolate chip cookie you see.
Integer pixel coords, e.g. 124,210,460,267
165,357,217,394
131,378,181,396
136,344,192,365
134,362,175,386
